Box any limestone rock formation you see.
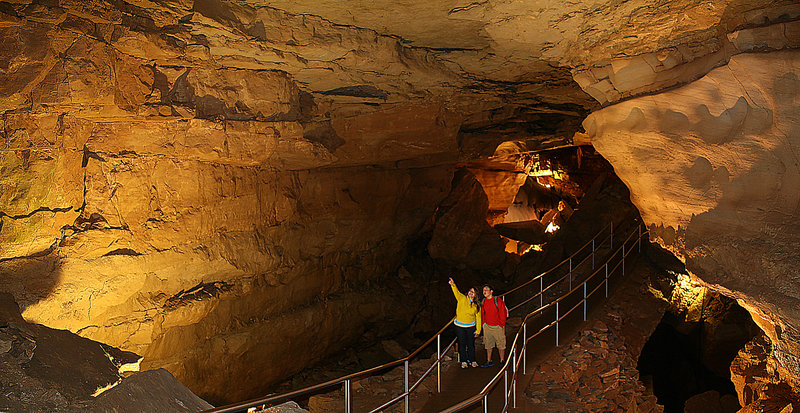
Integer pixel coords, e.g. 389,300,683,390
587,49,800,392
730,334,800,411
427,168,508,270
0,293,150,412
1,0,800,406
86,368,214,413
0,0,459,403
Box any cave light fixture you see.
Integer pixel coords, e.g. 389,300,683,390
528,167,564,181
527,244,544,252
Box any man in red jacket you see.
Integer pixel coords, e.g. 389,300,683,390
480,284,507,367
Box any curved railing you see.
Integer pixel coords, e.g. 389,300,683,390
202,218,644,413
441,223,648,412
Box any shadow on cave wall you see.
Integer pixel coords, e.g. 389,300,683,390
0,244,63,315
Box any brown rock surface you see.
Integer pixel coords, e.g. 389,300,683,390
0,293,154,412
730,334,800,411
427,168,508,271
587,49,800,390
0,0,459,402
1,0,799,406
86,368,213,413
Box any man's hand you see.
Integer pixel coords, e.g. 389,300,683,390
448,277,454,285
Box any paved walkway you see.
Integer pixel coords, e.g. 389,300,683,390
417,246,644,412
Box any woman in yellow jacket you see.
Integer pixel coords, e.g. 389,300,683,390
449,277,482,368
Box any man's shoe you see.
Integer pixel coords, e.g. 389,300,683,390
470,361,479,368
461,362,468,369
481,361,494,368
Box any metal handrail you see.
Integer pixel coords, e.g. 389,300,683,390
440,223,648,412
506,231,604,313
502,221,611,298
202,218,636,413
505,221,614,313
203,316,458,413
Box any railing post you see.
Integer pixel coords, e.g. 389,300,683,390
569,257,572,290
604,262,609,297
404,359,409,413
523,322,527,373
555,301,560,346
592,239,595,269
344,379,351,413
622,242,626,275
539,277,543,310
436,335,441,393
512,347,517,408
638,223,642,252
583,282,587,321
504,370,508,407
610,220,614,249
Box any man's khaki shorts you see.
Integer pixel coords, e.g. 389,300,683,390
482,323,506,349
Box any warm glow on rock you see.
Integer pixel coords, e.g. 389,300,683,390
0,0,798,408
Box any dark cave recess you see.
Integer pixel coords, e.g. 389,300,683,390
637,290,760,413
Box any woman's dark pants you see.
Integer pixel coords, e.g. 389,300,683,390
454,325,476,363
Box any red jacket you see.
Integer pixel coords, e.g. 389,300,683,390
481,296,507,327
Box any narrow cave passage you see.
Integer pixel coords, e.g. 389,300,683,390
637,286,760,412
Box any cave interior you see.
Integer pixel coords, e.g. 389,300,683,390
1,0,800,411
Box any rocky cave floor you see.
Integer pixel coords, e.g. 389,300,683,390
0,292,212,413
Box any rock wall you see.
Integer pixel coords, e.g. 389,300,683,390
572,6,800,105
0,0,464,403
585,49,800,389
3,0,800,405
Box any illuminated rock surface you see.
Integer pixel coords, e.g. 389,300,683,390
0,0,798,406
586,50,800,399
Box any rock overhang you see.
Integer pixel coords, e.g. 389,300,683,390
1,0,800,404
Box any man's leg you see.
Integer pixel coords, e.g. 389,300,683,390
486,347,494,363
499,348,505,362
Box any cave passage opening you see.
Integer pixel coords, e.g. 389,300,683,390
637,284,760,413
270,144,632,396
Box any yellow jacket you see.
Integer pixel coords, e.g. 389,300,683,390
451,284,482,334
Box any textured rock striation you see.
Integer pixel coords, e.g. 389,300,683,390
0,0,464,403
1,0,800,406
587,49,800,396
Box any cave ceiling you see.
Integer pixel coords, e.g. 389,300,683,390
4,0,796,158
2,0,800,403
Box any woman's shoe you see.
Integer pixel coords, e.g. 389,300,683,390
470,361,479,368
461,362,468,369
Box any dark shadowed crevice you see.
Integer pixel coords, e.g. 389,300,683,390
637,291,759,412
